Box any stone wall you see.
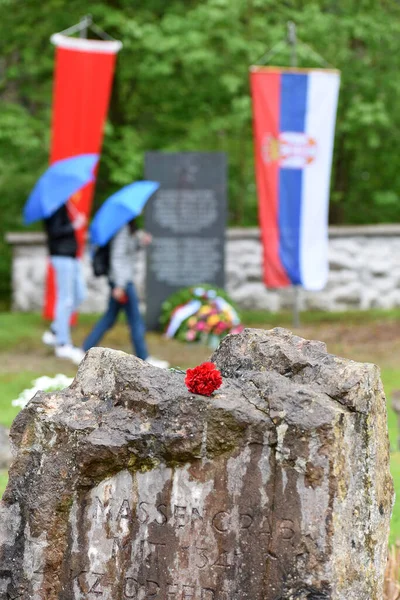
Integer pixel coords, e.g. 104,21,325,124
227,225,400,312
5,224,400,313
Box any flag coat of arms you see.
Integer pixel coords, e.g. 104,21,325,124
250,67,340,290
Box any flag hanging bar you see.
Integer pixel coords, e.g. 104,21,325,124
253,40,287,67
55,15,92,38
251,22,333,69
287,21,297,68
55,15,119,41
79,15,90,39
51,15,122,53
90,21,118,41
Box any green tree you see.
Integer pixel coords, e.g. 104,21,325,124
0,0,400,302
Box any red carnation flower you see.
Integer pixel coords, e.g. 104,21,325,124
185,362,223,396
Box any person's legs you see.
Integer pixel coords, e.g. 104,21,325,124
50,256,75,346
123,282,148,360
82,288,121,351
47,258,85,344
72,259,87,312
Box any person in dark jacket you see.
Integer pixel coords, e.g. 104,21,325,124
42,203,87,364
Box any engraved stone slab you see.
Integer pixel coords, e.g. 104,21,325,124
0,329,394,600
68,453,274,600
144,152,227,329
0,426,12,469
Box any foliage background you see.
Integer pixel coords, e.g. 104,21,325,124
1,0,400,302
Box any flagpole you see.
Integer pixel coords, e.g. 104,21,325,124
287,21,301,329
288,21,297,68
79,15,91,39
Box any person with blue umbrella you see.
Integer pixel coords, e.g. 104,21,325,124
23,154,98,364
82,181,169,368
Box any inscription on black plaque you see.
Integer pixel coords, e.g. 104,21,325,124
144,152,227,329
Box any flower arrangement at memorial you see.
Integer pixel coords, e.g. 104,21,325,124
11,374,74,409
160,284,244,348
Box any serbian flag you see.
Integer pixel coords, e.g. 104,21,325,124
250,67,340,290
44,33,122,319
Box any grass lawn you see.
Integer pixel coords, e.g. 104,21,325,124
0,309,399,541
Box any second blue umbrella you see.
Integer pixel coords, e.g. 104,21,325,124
90,181,160,246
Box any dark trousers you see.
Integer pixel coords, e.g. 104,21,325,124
83,282,148,360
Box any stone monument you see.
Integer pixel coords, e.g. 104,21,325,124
0,426,11,470
0,328,394,600
144,152,227,330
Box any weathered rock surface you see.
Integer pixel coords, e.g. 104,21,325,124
0,426,12,470
0,328,394,600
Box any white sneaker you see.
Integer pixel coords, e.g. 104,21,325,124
55,345,85,365
42,330,57,346
146,356,170,369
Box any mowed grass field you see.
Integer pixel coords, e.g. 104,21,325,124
0,309,399,540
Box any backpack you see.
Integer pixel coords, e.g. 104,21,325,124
92,243,110,277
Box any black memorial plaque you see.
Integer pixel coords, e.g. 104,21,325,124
144,152,227,329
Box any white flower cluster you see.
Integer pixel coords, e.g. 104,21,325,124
12,374,74,409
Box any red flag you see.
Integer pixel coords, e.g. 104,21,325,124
250,69,290,288
44,34,122,319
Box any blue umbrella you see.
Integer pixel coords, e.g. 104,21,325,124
90,181,160,246
23,154,99,224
